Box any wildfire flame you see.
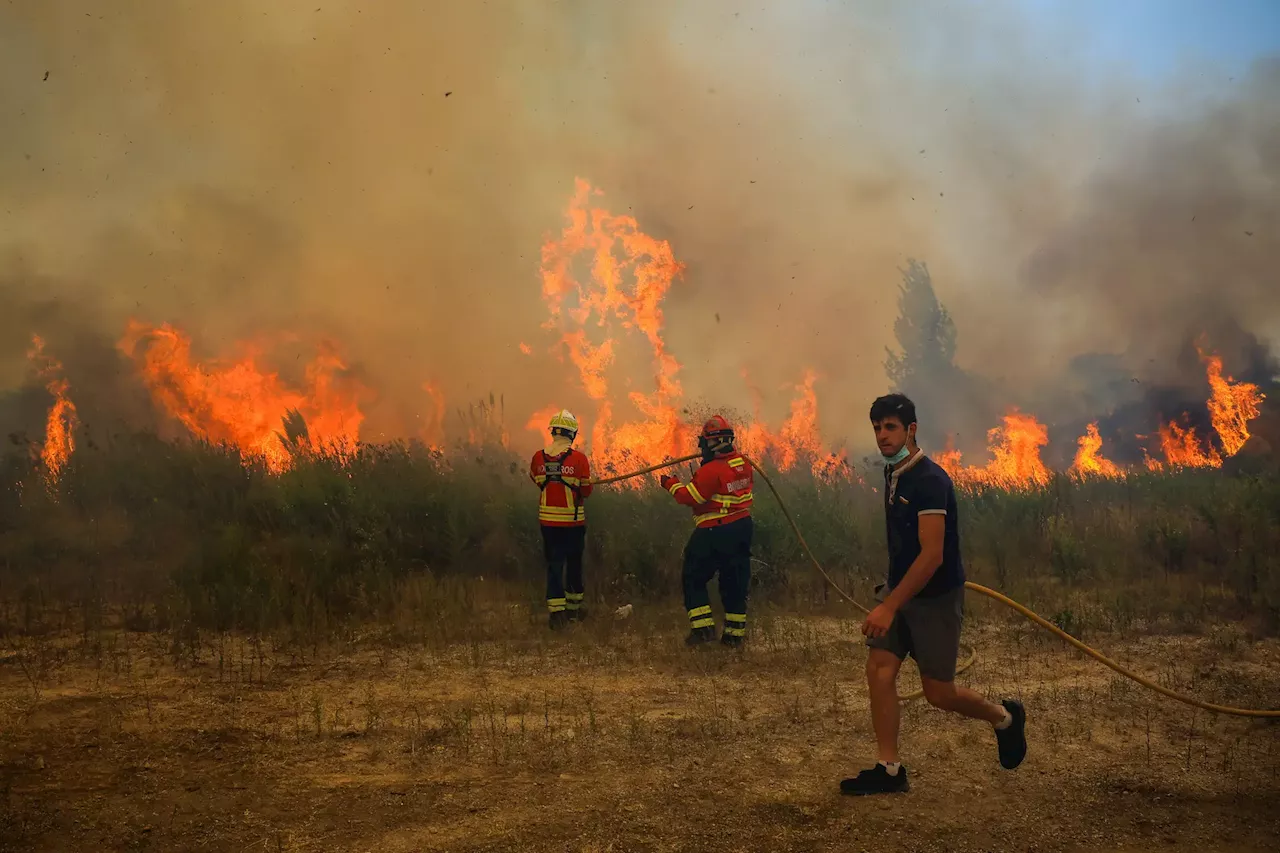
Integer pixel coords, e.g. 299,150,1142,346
1145,347,1263,471
1069,422,1122,479
936,409,1051,490
739,370,851,481
532,178,849,482
1200,347,1264,457
536,177,690,473
119,320,367,473
27,335,77,485
1146,421,1222,471
944,345,1264,489
104,178,1260,494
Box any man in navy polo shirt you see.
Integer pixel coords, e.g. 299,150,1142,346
841,393,1027,795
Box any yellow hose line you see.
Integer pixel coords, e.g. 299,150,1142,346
588,453,701,486
592,453,1280,718
961,581,1280,718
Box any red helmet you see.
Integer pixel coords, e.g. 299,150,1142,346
701,415,733,438
698,415,735,456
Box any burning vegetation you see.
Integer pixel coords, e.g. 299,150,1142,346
117,320,368,474
934,350,1265,490
26,334,77,487
13,180,1271,493
1070,422,1123,480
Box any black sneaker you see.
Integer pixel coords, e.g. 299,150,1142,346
684,626,717,646
995,699,1027,769
840,763,909,795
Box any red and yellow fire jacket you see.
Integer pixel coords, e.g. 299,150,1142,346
530,446,593,527
661,451,754,528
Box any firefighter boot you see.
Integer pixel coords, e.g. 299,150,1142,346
549,610,571,630
565,592,586,623
684,625,717,646
720,633,743,650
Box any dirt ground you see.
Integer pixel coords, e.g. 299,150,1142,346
2,609,1279,853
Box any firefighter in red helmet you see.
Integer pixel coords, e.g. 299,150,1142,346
661,415,755,647
530,409,593,629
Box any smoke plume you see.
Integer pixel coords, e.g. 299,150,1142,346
1,1,1276,459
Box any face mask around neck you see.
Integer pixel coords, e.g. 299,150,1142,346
883,445,912,466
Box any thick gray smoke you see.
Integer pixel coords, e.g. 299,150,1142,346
1013,59,1280,464
1,1,1275,461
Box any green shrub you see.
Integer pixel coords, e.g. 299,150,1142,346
1,430,1276,640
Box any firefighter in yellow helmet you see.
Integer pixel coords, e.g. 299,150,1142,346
529,409,594,628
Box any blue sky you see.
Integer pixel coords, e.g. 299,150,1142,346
1023,0,1280,80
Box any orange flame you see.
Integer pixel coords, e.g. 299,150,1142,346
739,370,852,481
1146,421,1222,471
119,320,367,473
1199,347,1264,457
1069,422,1122,479
525,404,564,447
945,343,1266,489
1145,347,1262,470
936,409,1051,490
536,177,691,474
534,179,850,482
934,437,965,479
27,335,77,485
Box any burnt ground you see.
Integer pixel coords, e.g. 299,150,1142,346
2,610,1278,852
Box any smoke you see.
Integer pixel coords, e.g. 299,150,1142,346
0,265,158,444
1013,58,1280,463
1022,58,1280,369
1,1,1276,458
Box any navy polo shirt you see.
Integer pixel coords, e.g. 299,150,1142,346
883,452,965,598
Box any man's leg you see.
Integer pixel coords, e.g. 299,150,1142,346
918,678,1027,770
867,648,903,763
542,526,568,629
842,649,910,795
842,586,912,795
910,586,1028,770
682,530,717,645
564,525,586,621
919,678,1007,723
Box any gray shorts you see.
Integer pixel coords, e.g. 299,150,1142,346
865,582,964,682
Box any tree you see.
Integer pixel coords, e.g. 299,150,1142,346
884,259,958,391
882,259,967,448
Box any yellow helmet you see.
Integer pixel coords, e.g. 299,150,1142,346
548,408,579,439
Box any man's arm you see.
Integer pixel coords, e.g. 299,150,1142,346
529,452,544,487
884,473,949,608
862,474,949,637
662,463,716,507
882,513,944,610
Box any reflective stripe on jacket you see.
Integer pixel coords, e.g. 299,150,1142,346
530,446,593,527
667,452,753,528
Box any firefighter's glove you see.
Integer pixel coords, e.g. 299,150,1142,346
660,475,680,491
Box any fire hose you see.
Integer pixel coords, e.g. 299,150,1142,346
588,454,1280,718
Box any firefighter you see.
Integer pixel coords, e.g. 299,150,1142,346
660,415,755,648
529,409,593,629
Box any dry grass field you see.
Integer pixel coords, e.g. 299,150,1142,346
2,439,1279,851
3,582,1278,853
